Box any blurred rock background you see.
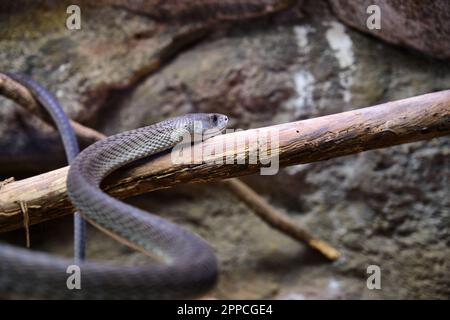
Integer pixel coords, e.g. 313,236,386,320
0,0,449,299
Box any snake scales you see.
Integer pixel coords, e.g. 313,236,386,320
0,73,228,299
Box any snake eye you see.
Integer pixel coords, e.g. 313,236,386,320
212,114,218,123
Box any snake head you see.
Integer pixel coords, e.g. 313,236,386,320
186,113,228,139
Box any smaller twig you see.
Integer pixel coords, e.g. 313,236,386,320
18,201,30,248
223,178,341,260
70,121,107,141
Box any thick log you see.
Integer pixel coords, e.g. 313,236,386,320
1,90,449,232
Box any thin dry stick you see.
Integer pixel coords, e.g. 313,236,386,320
18,201,30,248
224,178,341,260
0,73,341,259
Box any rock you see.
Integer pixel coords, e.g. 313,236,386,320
328,0,450,59
93,0,298,21
0,1,206,173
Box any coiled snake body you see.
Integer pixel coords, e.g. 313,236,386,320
0,73,228,299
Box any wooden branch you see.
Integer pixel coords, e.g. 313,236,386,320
223,178,341,260
1,90,449,233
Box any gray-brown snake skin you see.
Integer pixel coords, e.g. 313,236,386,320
0,112,228,299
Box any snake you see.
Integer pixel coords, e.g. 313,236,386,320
0,73,228,299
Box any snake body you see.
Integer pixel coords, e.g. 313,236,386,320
0,73,228,299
